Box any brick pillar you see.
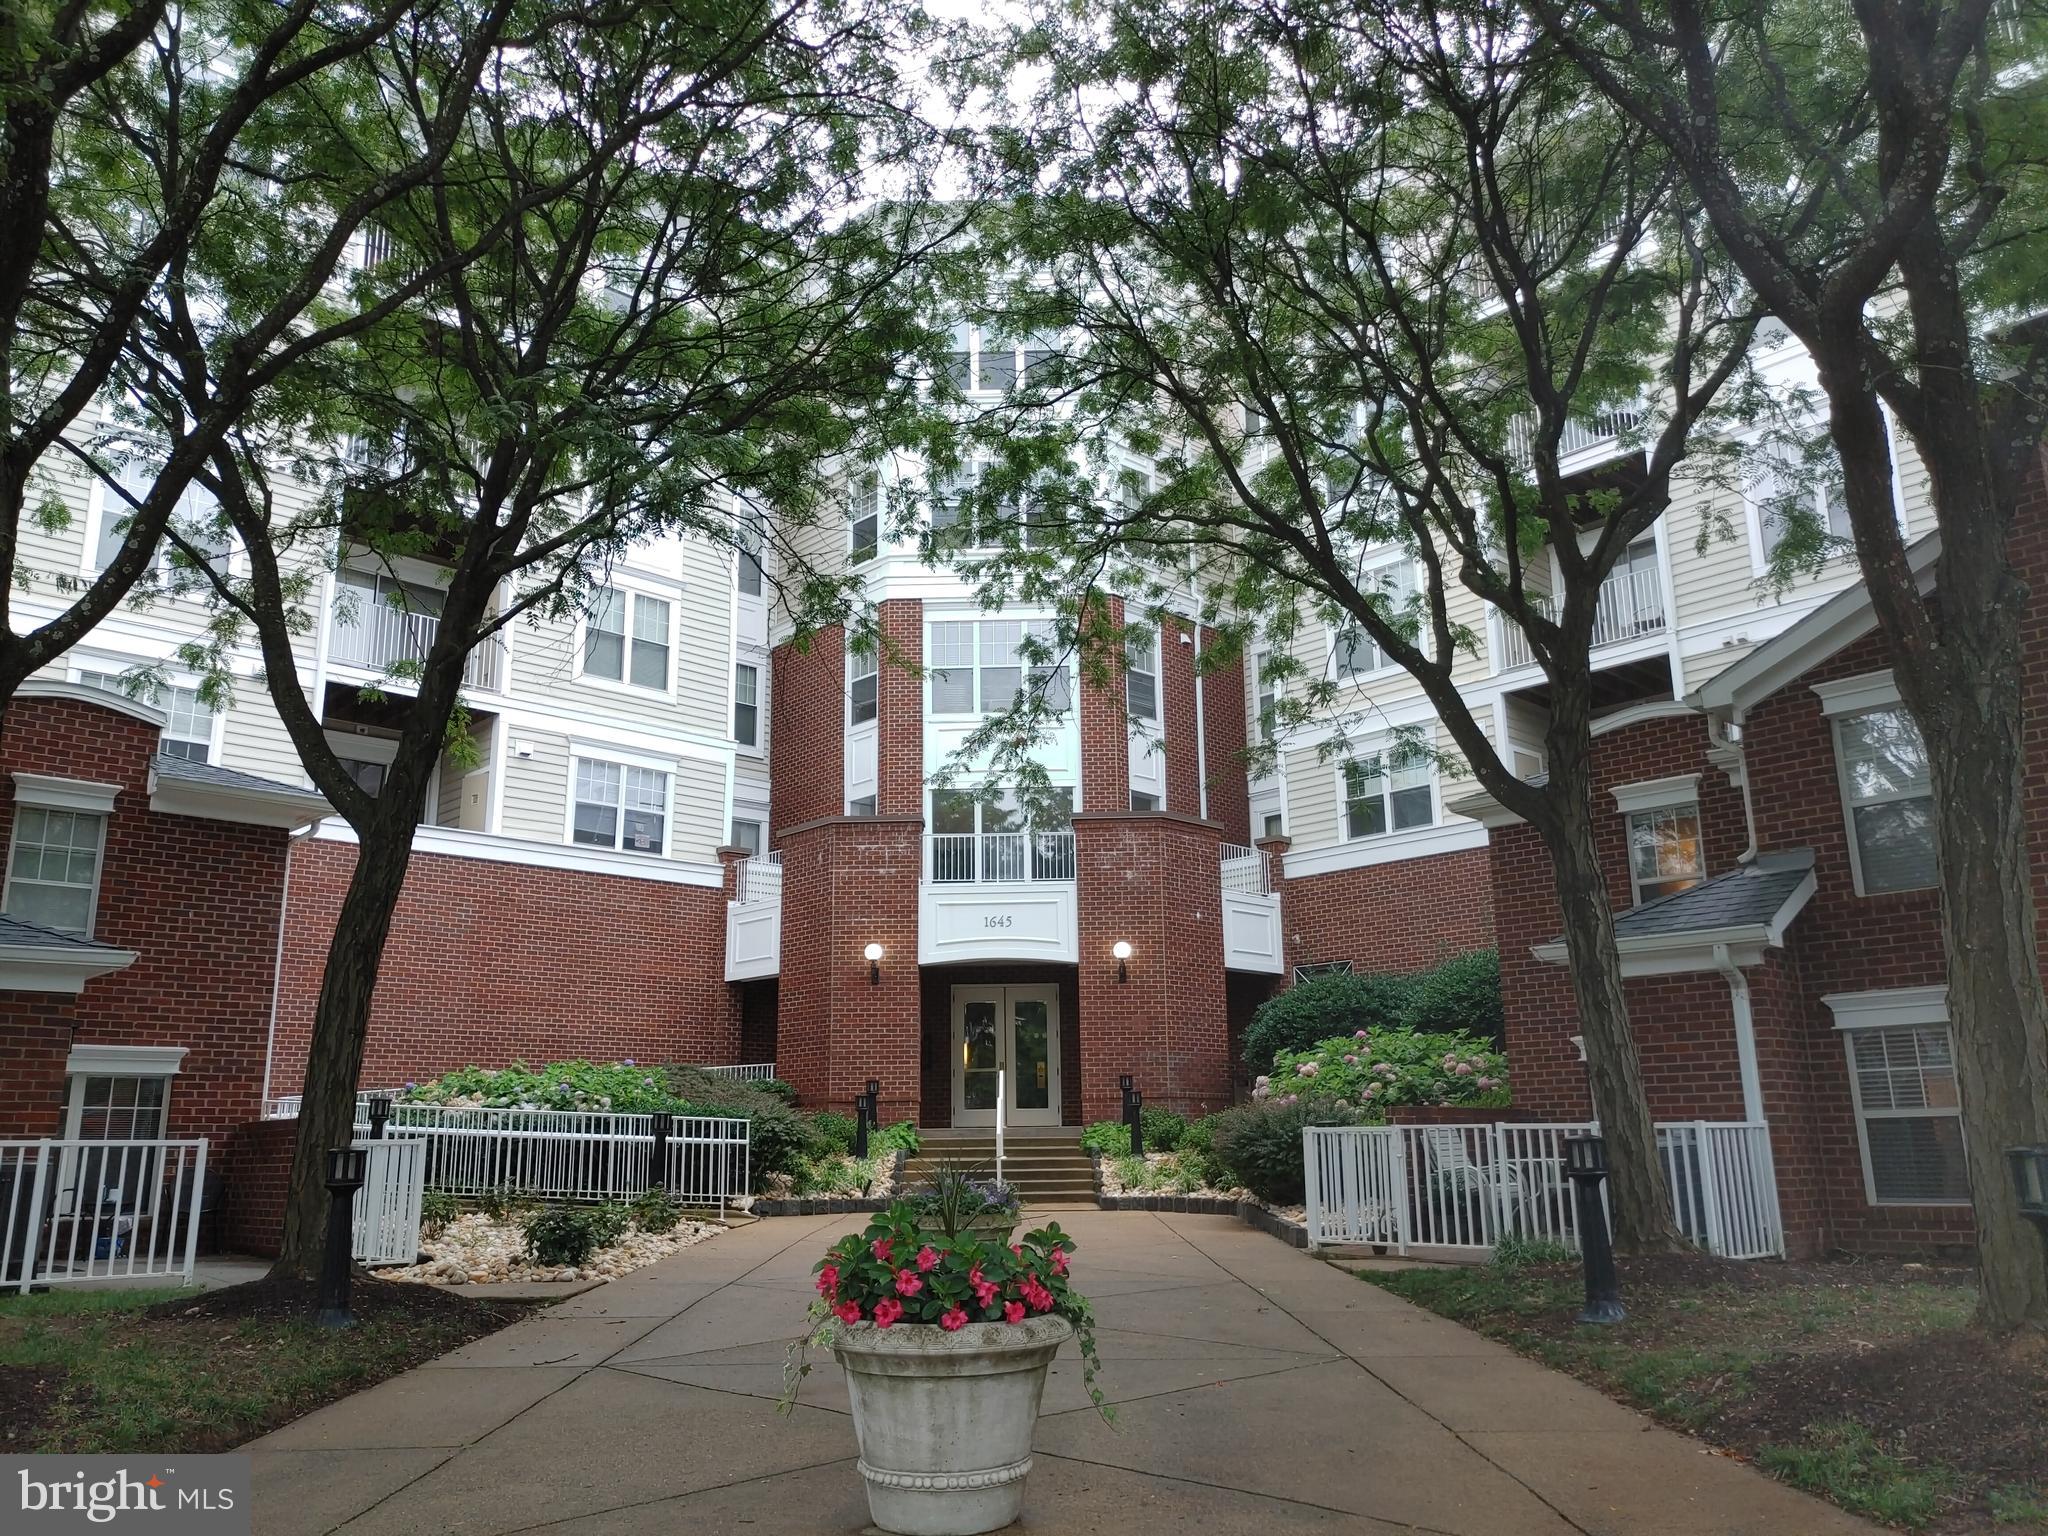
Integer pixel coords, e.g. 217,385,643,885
876,599,925,817
716,845,748,900
774,815,923,1124
1079,595,1129,812
1161,617,1201,817
1073,810,1231,1123
1202,630,1252,843
771,625,846,837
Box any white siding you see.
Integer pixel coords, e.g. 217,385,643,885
499,730,572,843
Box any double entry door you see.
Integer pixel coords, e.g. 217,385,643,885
951,985,1062,1127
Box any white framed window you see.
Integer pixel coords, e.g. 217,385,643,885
570,757,668,855
1332,561,1419,677
5,803,108,937
1833,705,1936,895
736,518,764,597
979,620,1023,708
76,670,214,763
849,472,881,564
849,794,878,817
1130,791,1161,812
731,817,764,857
1125,629,1159,722
929,620,976,714
1262,811,1285,839
733,663,760,748
92,460,229,581
1752,441,1850,564
1341,744,1434,840
1255,660,1277,743
925,618,1065,716
1843,1024,1969,1205
943,324,1058,395
1627,803,1704,904
849,646,879,725
581,586,671,692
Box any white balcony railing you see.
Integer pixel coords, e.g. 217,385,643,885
1497,564,1667,672
327,602,505,692
733,850,782,907
1506,405,1647,475
927,830,1076,883
1220,842,1272,895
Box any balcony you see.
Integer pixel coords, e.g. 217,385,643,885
919,832,1077,965
1506,405,1647,478
327,599,505,692
1220,843,1284,974
725,850,781,980
1497,564,1667,673
926,830,1076,884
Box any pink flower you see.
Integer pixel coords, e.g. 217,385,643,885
872,1297,904,1328
1050,1248,1068,1276
1364,1083,1380,1097
1003,1300,1027,1324
894,1268,924,1297
871,1238,894,1264
1297,1061,1318,1077
973,1279,1000,1308
939,1305,969,1331
1343,1054,1359,1065
834,1299,862,1324
1454,1063,1474,1076
1021,1276,1055,1313
915,1245,940,1272
1354,1030,1369,1040
815,1265,839,1296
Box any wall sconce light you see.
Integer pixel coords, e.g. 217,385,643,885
1112,940,1133,984
864,941,884,985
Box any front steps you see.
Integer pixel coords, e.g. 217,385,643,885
902,1130,1097,1206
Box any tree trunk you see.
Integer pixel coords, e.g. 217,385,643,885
1540,775,1683,1252
268,821,419,1280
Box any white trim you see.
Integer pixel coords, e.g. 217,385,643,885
1822,985,1948,1030
66,1043,187,1078
1334,743,1439,845
149,767,329,830
571,583,677,699
1712,944,1766,1123
310,819,723,887
1811,668,1900,718
1610,773,1701,815
565,751,673,859
0,941,138,994
1442,786,1522,829
16,678,166,729
1590,699,1699,738
1836,1009,1969,1207
1625,801,1706,907
10,773,121,815
1279,818,1488,878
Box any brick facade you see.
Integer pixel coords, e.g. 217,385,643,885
1199,630,1252,843
771,624,847,836
1078,596,1130,810
876,600,926,817
1279,846,1496,981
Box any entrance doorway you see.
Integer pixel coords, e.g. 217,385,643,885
950,984,1062,1126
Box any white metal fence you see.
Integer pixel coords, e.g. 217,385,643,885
927,830,1076,883
353,1136,427,1266
1497,564,1669,671
1304,1120,1782,1260
1220,843,1273,895
733,850,782,906
1,1138,210,1292
701,1063,777,1081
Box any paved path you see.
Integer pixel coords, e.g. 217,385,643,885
244,1210,1876,1535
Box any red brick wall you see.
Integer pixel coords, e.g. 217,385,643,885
1079,596,1129,812
772,625,846,836
223,1117,296,1256
774,815,923,1123
876,600,925,817
269,837,738,1099
1200,630,1252,843
1160,617,1201,817
0,696,291,1146
1279,846,1495,980
0,997,77,1138
1074,811,1232,1121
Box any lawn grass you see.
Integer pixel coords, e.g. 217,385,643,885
0,1277,519,1454
1363,1255,2045,1533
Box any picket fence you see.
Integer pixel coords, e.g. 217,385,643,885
0,1138,210,1292
1303,1120,1783,1260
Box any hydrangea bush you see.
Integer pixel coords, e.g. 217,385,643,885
1257,1028,1508,1115
403,1059,679,1113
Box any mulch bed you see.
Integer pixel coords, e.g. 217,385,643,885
0,1364,68,1449
146,1273,519,1327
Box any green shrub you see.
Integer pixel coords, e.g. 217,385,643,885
872,1120,921,1155
1080,1120,1131,1155
810,1111,859,1155
1402,949,1504,1043
478,1184,535,1221
404,1059,678,1113
1178,1113,1221,1156
757,1077,800,1104
1139,1107,1186,1151
1243,972,1414,1072
1492,1234,1575,1271
419,1190,460,1237
628,1188,685,1234
522,1203,631,1267
1207,1097,1361,1205
1263,1028,1507,1112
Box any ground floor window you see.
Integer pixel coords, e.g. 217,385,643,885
1627,802,1704,904
1843,1024,1969,1205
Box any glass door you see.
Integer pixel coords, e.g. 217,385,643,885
951,984,1062,1126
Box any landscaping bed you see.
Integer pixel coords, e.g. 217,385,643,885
0,1278,523,1454
1364,1253,2047,1533
383,1209,719,1285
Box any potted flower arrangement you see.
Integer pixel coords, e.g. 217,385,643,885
912,1165,1021,1244
784,1201,1105,1536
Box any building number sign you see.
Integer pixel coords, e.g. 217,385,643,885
983,913,1014,929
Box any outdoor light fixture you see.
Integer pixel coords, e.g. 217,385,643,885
1112,939,1133,984
1562,1134,1623,1324
366,1094,393,1141
2011,1145,2048,1235
318,1145,370,1331
864,941,884,985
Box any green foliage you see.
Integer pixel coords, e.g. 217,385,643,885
909,1166,1021,1236
1207,1098,1364,1205
521,1203,632,1268
872,1120,922,1155
1178,1114,1221,1156
1491,1235,1576,1272
1139,1107,1186,1151
418,1191,460,1238
1243,971,1413,1072
404,1060,678,1114
1757,1422,1955,1528
1263,1029,1507,1113
758,1079,800,1105
1401,950,1504,1043
1080,1120,1132,1155
788,1155,886,1198
477,1185,535,1222
810,1112,860,1155
628,1188,685,1234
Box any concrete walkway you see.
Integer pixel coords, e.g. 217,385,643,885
244,1210,1876,1535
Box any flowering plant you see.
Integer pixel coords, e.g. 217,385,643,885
1258,1027,1508,1114
781,1200,1108,1419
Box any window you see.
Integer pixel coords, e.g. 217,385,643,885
928,619,1065,716
1262,812,1285,839
978,621,1023,709
849,473,881,564
931,468,978,549
1835,706,1936,894
1333,562,1418,677
1844,1025,1969,1204
849,794,877,817
337,757,388,797
1130,791,1161,812
930,621,976,714
733,663,760,748
1756,443,1851,561
71,1075,167,1140
1628,803,1704,904
160,686,215,763
96,462,226,578
582,587,670,691
731,818,764,857
571,758,667,854
1125,630,1159,721
1342,745,1433,840
1295,960,1353,982
5,807,106,936
849,647,878,725
1255,663,1277,742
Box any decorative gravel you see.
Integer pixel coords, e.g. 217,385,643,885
383,1212,720,1286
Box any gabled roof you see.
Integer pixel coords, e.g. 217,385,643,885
14,677,165,728
1691,531,1940,719
0,913,138,994
149,752,330,830
1531,850,1817,977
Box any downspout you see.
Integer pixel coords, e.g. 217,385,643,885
1708,711,1758,866
1712,941,1766,1124
260,826,310,1111
1191,621,1209,821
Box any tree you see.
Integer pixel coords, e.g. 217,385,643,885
1,0,517,718
158,0,957,1278
1526,0,2048,1326
946,0,1768,1246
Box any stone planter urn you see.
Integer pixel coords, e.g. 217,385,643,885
832,1313,1072,1535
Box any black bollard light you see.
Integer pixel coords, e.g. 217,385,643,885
649,1112,674,1192
1128,1089,1145,1157
366,1094,393,1141
866,1080,882,1133
1563,1135,1624,1324
853,1093,872,1159
2011,1146,2048,1268
318,1145,369,1330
